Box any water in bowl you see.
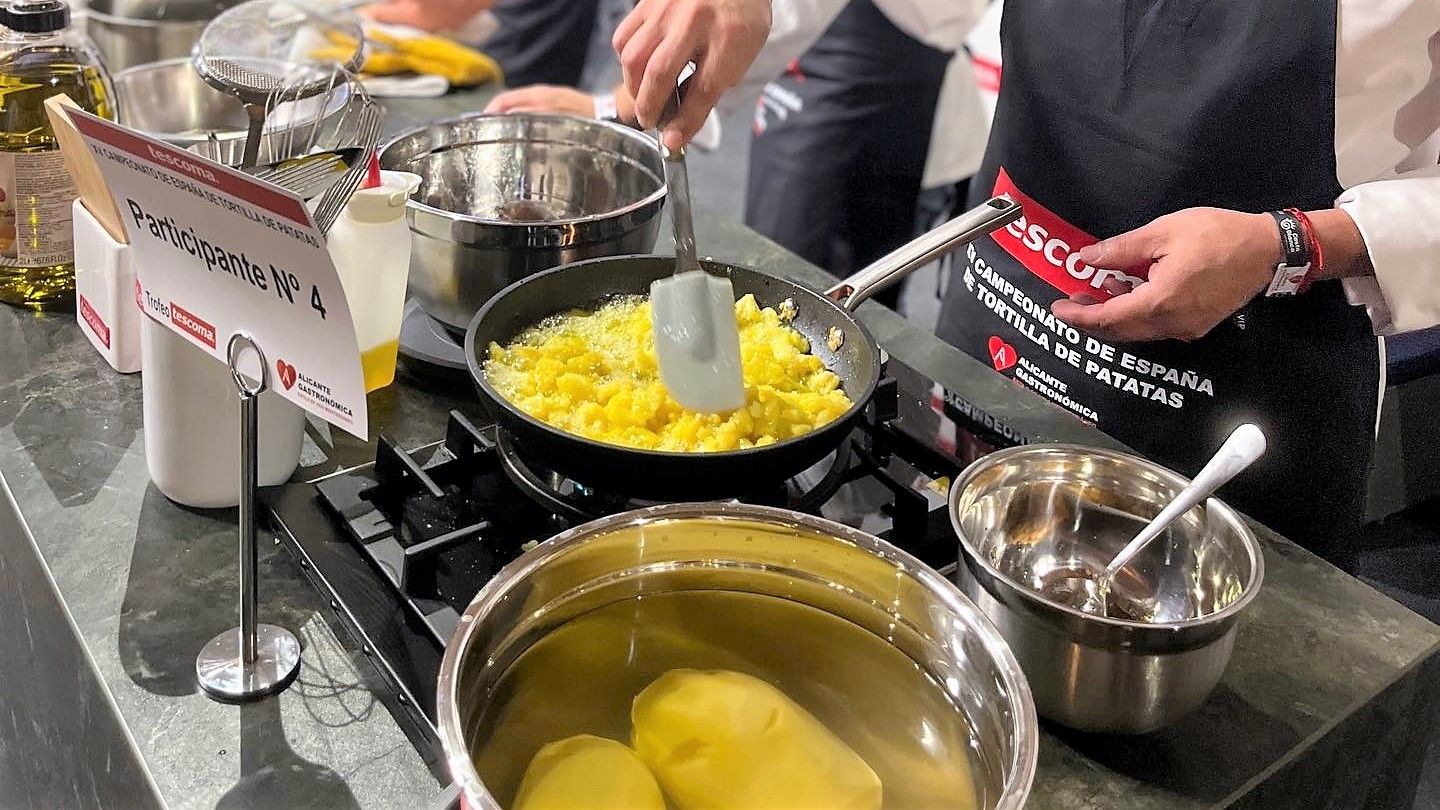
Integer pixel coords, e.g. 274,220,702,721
471,589,984,810
495,198,567,222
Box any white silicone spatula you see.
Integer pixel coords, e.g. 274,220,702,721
650,84,745,413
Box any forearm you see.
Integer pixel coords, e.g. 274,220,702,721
1306,208,1374,281
368,0,496,36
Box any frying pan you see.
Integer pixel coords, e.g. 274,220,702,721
464,196,1022,501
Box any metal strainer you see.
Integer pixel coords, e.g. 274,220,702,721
193,0,365,167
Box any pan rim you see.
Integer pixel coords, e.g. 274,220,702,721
379,112,669,229
463,256,883,462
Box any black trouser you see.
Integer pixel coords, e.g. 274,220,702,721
744,0,951,309
484,0,602,87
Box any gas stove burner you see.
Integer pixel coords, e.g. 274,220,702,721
493,428,856,521
397,299,470,378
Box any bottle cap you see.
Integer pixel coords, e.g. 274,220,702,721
361,153,381,190
0,0,69,33
343,170,420,225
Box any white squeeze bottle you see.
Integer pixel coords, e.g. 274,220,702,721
326,160,421,391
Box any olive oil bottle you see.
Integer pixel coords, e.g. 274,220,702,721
0,0,112,311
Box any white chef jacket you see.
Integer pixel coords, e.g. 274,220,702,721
1332,1,1440,336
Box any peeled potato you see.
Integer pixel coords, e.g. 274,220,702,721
513,735,665,810
632,669,882,810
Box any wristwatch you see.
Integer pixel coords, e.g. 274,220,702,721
1265,208,1320,296
593,92,620,124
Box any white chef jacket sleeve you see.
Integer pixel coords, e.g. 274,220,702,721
1336,165,1440,335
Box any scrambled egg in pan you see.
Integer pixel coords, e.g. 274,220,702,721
484,294,853,452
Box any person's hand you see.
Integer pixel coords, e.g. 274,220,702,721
1051,208,1281,342
612,0,771,151
486,85,598,117
366,0,494,33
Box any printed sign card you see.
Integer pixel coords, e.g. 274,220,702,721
66,108,368,439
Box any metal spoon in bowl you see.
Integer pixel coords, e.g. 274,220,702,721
1050,423,1268,617
649,80,746,413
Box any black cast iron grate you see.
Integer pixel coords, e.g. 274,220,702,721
316,412,564,646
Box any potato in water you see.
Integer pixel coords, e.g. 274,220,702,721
513,735,664,810
484,294,853,452
633,669,883,810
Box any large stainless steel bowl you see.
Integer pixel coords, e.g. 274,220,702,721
949,445,1265,734
87,0,238,72
113,58,352,166
380,113,667,331
438,503,1038,810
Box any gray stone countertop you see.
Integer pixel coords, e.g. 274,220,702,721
0,88,1437,809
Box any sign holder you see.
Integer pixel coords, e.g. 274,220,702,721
194,332,302,701
65,106,366,702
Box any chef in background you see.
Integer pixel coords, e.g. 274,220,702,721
740,0,982,309
900,4,1000,329
614,0,1440,556
486,0,989,310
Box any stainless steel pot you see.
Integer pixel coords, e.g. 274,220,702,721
87,0,237,72
438,503,1038,810
949,445,1265,734
114,58,352,165
380,113,667,331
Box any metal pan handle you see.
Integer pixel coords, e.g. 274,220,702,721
825,195,1023,312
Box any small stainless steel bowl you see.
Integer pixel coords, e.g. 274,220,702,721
438,503,1038,810
113,58,351,166
949,445,1264,734
380,113,667,331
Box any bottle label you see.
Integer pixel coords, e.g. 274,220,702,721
0,151,77,268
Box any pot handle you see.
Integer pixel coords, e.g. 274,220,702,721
825,195,1023,312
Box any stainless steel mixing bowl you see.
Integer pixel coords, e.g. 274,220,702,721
380,113,667,331
438,503,1037,810
113,58,352,166
87,0,238,72
949,445,1264,734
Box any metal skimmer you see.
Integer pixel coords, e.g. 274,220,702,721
193,0,365,167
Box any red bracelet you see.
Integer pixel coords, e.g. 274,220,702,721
1284,208,1323,293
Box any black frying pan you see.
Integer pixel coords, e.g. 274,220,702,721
463,196,1021,501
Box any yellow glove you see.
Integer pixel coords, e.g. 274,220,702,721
313,29,502,87
369,29,502,86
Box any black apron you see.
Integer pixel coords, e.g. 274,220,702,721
937,1,1379,551
745,0,951,306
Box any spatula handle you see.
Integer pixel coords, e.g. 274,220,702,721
826,195,1022,311
662,143,702,276
1102,423,1267,581
659,77,703,276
